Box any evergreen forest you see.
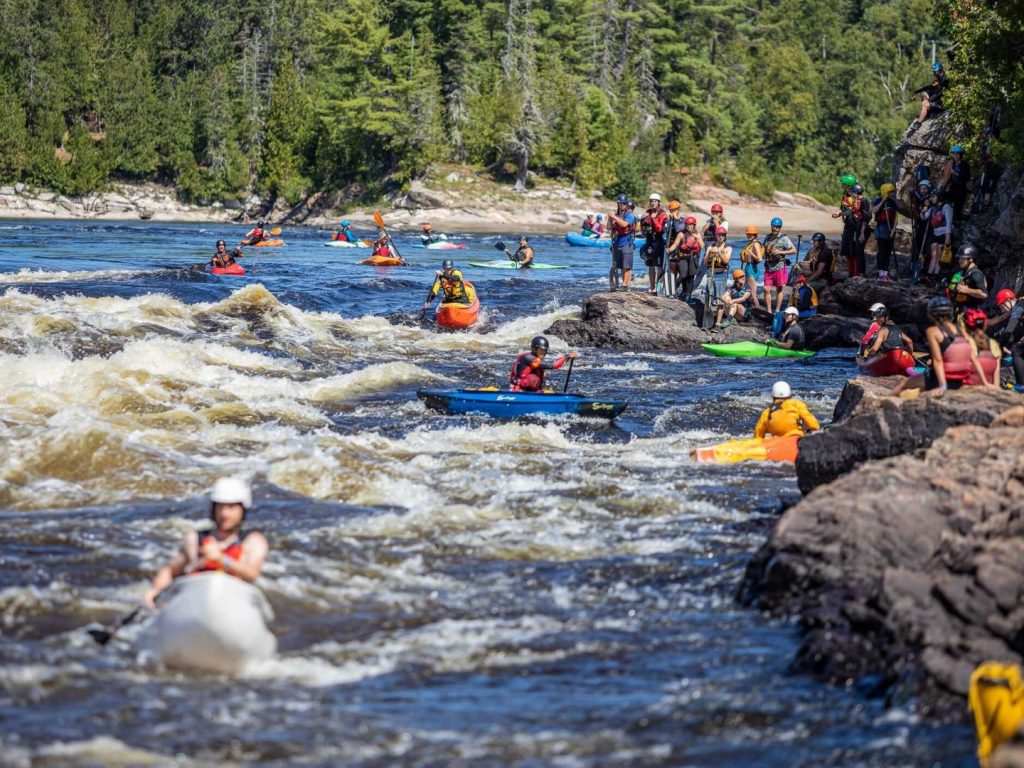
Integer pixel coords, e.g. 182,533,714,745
0,0,1010,205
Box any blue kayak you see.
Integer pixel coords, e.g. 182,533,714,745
417,388,627,419
565,232,647,249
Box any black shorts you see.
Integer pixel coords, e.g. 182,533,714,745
612,243,634,271
923,368,965,391
643,243,665,267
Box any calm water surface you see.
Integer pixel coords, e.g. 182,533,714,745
0,221,971,766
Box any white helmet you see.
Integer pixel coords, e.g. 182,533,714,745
869,302,885,314
210,477,252,510
648,193,662,202
772,381,792,399
783,306,799,317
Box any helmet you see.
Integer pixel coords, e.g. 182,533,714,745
951,144,964,154
616,193,629,205
918,179,933,189
530,335,549,351
423,223,432,231
745,226,759,236
771,381,792,399
795,274,806,283
341,219,350,227
441,259,454,269
964,308,988,329
852,184,863,194
932,61,943,73
957,244,977,260
770,217,783,228
783,306,799,317
869,302,886,314
840,174,858,187
715,226,727,236
649,193,662,202
996,288,1017,305
519,235,529,242
811,232,826,242
210,477,252,510
596,214,603,220
732,269,745,279
880,183,896,195
668,200,681,211
927,295,954,319
257,220,266,227
684,216,697,226
711,203,724,213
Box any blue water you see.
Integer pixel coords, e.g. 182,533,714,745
0,220,973,766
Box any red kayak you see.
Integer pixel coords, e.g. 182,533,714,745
211,263,245,276
856,348,916,377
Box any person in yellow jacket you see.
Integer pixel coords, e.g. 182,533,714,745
754,381,821,438
423,259,471,309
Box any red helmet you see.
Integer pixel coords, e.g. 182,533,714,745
711,203,724,213
795,274,806,283
996,288,1016,305
714,226,727,236
964,308,988,329
684,216,697,226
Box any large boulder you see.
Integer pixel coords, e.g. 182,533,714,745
741,404,1024,720
830,276,932,325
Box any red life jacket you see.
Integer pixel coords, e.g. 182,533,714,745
509,352,566,391
680,232,701,255
930,208,946,228
610,216,635,239
193,531,245,574
643,210,668,235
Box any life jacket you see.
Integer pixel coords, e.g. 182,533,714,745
433,269,469,303
791,285,818,316
762,234,790,268
759,399,817,438
809,246,835,283
931,208,946,228
948,159,971,189
192,530,245,574
705,245,730,272
865,324,905,353
948,267,982,303
741,240,762,265
641,209,668,236
875,200,897,229
679,232,701,256
374,242,391,258
610,214,635,241
249,228,265,242
966,337,1000,386
938,325,974,381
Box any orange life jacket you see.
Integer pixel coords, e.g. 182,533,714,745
193,531,245,574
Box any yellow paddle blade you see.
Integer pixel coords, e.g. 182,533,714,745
373,211,386,229
269,227,282,236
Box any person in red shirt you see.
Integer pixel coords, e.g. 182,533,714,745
640,193,669,294
510,336,578,392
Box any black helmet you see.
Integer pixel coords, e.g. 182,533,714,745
616,193,629,205
851,184,863,194
442,259,454,270
530,335,549,351
811,232,826,243
927,295,954,319
257,220,266,227
958,244,977,260
216,239,226,247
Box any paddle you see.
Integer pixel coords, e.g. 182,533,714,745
562,356,575,393
494,241,519,265
373,211,405,265
421,277,439,318
88,606,144,646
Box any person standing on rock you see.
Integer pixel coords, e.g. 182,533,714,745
762,217,795,313
797,233,835,296
753,381,820,439
893,296,984,396
701,203,728,243
910,179,933,280
834,184,869,278
607,194,636,292
739,226,764,310
988,289,1024,386
941,145,972,223
667,213,703,300
640,193,669,294
700,227,732,306
871,184,899,282
923,190,955,278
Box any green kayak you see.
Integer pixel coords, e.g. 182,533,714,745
701,341,815,359
468,260,567,270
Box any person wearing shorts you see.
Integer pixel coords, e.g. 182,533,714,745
608,194,636,291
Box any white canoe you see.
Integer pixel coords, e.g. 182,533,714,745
136,572,276,674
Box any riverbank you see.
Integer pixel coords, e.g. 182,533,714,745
0,174,844,236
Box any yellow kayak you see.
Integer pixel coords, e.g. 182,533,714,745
693,435,801,464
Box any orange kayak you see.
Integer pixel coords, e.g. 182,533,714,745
250,239,285,247
693,434,800,463
210,263,245,276
360,255,403,266
436,282,480,329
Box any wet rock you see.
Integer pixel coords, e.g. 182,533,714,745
545,291,766,351
830,276,932,325
796,377,1021,493
743,403,1024,719
798,313,870,350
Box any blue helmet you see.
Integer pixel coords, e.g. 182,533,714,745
770,217,783,228
341,219,350,227
932,61,943,73
951,145,964,154
616,193,629,205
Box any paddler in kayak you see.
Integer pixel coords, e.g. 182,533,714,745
332,219,357,242
771,306,807,351
859,304,915,358
210,240,243,269
372,228,403,263
421,223,448,245
510,335,578,392
513,236,535,268
753,381,820,439
240,220,269,246
423,259,471,310
142,477,268,609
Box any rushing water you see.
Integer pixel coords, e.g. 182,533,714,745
0,221,972,766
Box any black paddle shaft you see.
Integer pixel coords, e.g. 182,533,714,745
562,356,575,393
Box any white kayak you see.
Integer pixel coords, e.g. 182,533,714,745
135,572,276,674
323,239,370,248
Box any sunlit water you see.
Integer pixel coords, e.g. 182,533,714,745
0,222,971,766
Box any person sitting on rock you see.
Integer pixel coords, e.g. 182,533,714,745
714,270,752,328
509,336,577,392
787,275,819,319
988,289,1024,387
240,220,268,246
211,240,242,268
894,296,985,396
753,380,820,439
860,304,914,358
907,61,947,136
797,233,836,297
963,308,1001,388
771,306,806,351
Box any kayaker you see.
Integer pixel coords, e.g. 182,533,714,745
963,308,1000,387
581,214,596,236
739,226,763,310
787,275,818,319
421,223,447,245
753,381,820,439
640,193,668,294
607,194,636,292
762,217,796,314
513,236,535,268
333,220,356,242
772,306,806,351
240,220,268,246
666,214,702,300
423,259,470,309
211,240,242,268
714,269,752,328
860,304,914,357
592,214,605,236
510,336,577,392
948,245,987,315
894,296,985,396
143,477,268,609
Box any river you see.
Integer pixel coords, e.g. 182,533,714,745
0,221,972,766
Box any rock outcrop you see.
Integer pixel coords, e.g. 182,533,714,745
741,389,1024,719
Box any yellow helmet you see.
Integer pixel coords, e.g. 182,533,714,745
880,183,896,195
